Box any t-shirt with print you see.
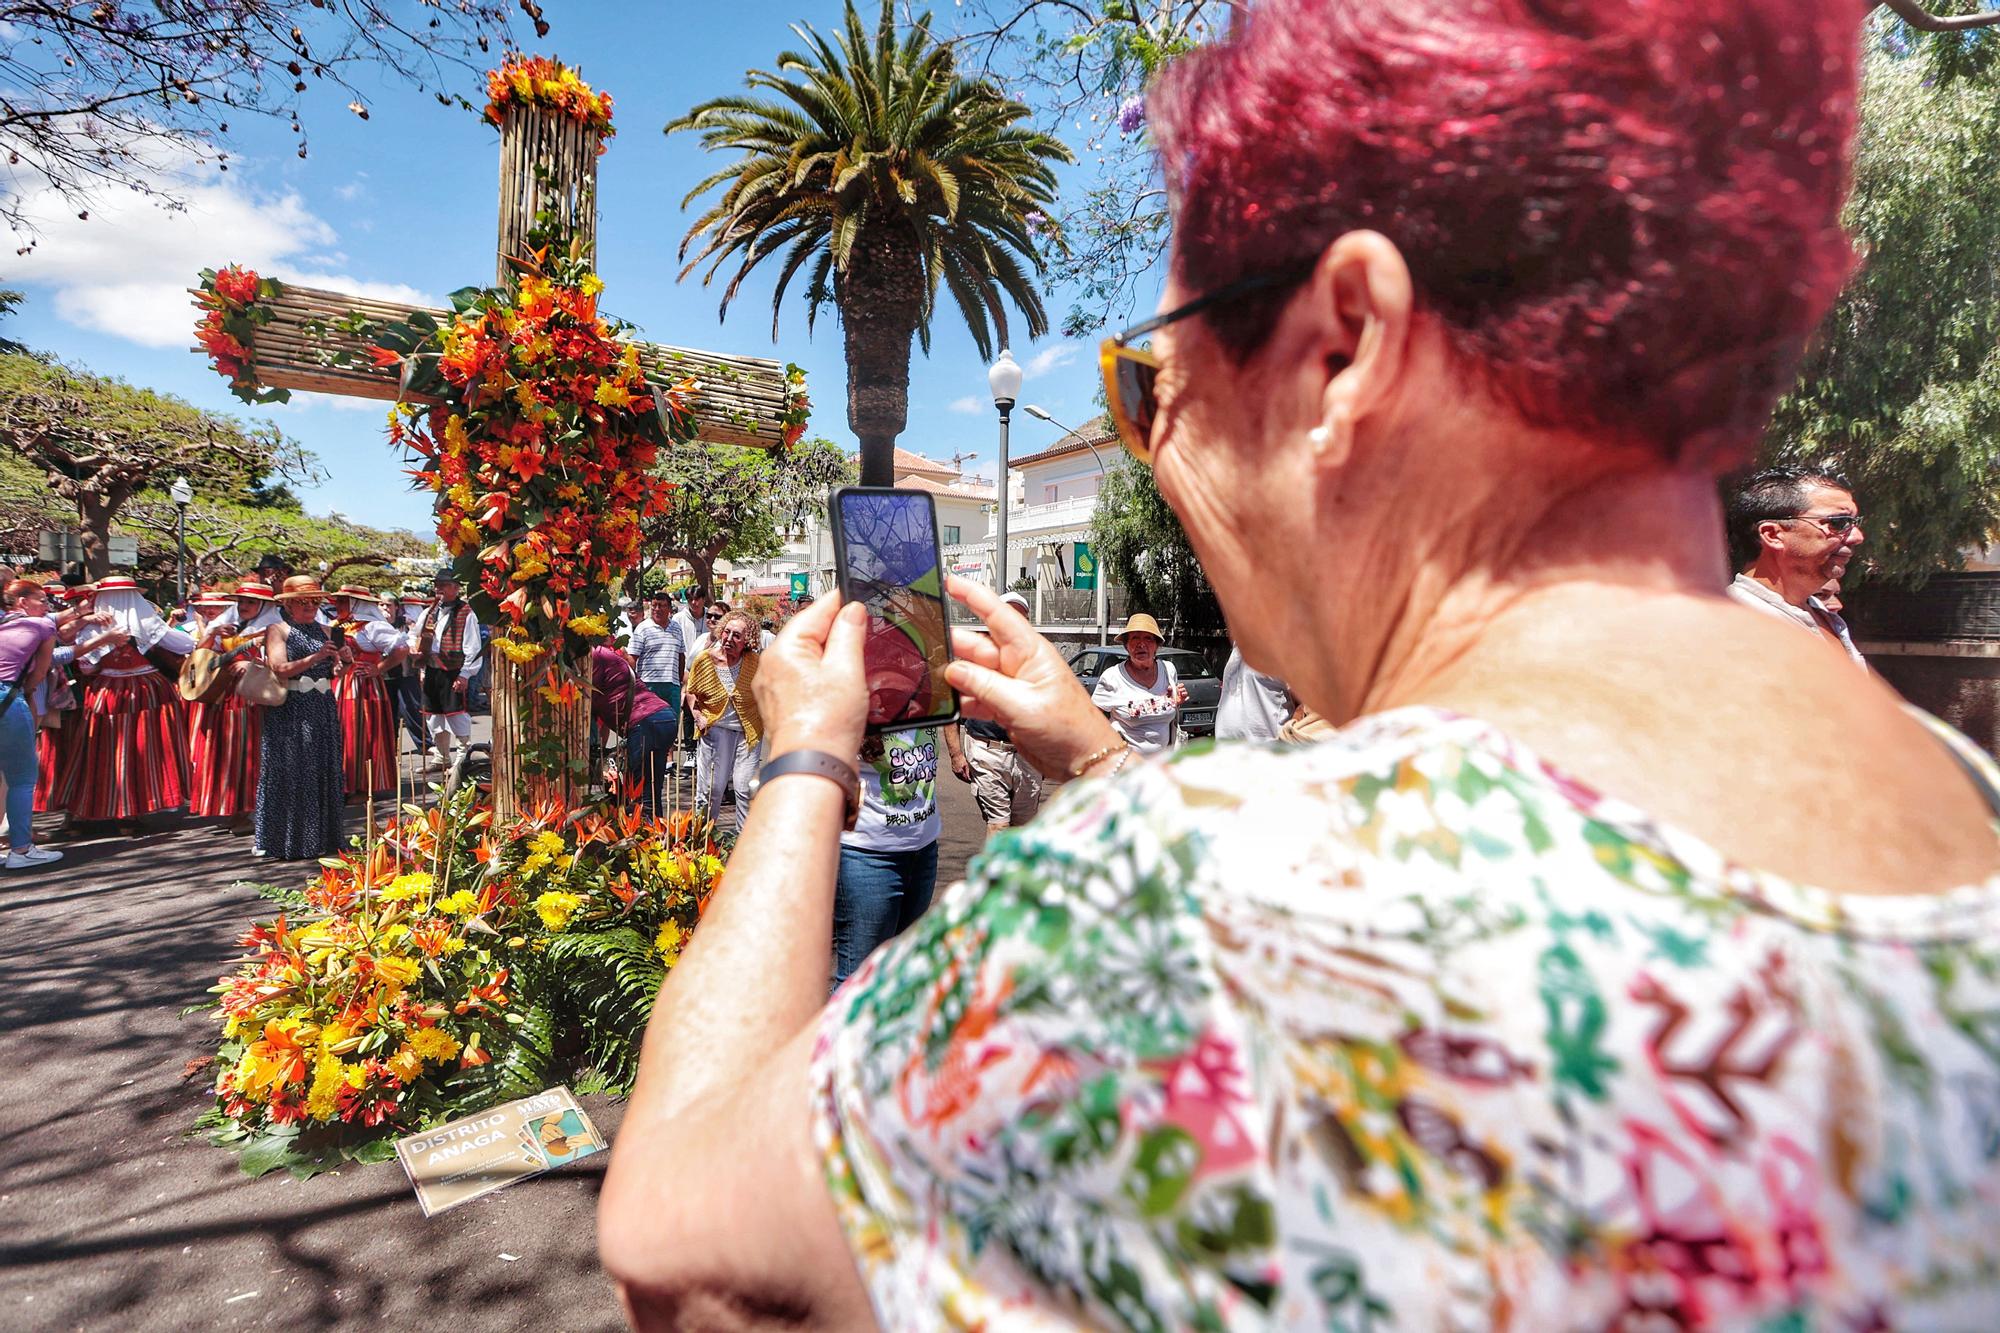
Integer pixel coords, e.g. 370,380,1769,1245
1091,657,1180,753
840,727,940,854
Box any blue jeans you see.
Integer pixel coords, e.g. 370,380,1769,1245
832,842,939,986
0,694,38,848
623,708,678,818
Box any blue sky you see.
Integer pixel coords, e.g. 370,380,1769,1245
3,1,1142,533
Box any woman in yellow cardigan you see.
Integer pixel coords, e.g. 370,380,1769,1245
683,610,761,828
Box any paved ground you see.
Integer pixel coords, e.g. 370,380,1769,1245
0,731,992,1332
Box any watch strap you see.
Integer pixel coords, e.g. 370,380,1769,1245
752,748,862,830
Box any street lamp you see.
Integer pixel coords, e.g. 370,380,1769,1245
1022,406,1115,644
987,349,1022,592
169,476,193,607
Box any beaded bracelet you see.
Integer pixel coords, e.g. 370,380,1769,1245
1068,739,1125,781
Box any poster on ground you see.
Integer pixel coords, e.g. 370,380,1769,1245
394,1086,607,1217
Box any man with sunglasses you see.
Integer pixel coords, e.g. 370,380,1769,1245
669,588,709,771
1726,467,1866,667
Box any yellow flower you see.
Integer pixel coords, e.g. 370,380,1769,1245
306,1054,345,1122
408,1025,461,1064
534,890,583,932
579,272,605,297
697,854,724,882
380,871,435,904
386,1045,424,1082
441,937,466,956
555,483,584,502
654,919,684,962
442,413,471,456
495,637,545,665
530,830,566,858
447,481,475,512
436,889,480,916
510,554,550,582
521,851,551,876
593,380,632,408
566,613,610,637
376,956,421,990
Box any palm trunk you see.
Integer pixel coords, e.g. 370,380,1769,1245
838,228,925,488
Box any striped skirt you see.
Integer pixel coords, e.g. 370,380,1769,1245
57,670,190,820
188,692,261,818
335,670,398,796
34,720,74,813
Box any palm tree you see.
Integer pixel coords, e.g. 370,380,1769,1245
668,0,1071,485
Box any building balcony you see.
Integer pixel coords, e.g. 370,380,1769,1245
1004,493,1099,535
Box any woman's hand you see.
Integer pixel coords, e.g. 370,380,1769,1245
944,576,1121,780
753,591,868,761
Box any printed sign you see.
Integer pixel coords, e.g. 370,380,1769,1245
789,572,810,599
394,1086,607,1217
1073,542,1097,591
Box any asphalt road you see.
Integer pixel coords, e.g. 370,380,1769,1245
0,735,993,1332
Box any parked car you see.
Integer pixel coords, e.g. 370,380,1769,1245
1068,643,1222,738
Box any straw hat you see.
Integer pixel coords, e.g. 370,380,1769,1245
330,584,381,603
193,589,236,608
94,576,139,593
1116,612,1164,646
276,575,327,601
232,580,276,601
999,590,1031,615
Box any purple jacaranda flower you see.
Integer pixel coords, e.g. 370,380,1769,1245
1117,96,1146,135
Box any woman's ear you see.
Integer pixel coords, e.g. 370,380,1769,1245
1303,231,1414,468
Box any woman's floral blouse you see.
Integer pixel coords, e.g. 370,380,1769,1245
812,707,2000,1330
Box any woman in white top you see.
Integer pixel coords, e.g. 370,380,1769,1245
1089,612,1188,754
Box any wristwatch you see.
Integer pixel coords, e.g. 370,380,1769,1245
746,749,861,831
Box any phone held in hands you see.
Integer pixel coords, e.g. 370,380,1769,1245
828,486,960,735
329,623,347,649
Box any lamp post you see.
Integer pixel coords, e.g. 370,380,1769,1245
1023,406,1115,644
987,349,1022,592
169,476,193,608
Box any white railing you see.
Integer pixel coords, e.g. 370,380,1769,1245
1007,494,1098,531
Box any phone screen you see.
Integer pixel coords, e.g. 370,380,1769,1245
832,487,958,733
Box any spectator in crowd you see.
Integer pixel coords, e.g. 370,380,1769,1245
589,643,678,818
1214,641,1297,742
0,580,60,867
57,577,192,831
941,591,1041,841
328,587,406,800
1819,577,1844,617
409,571,482,771
683,609,761,828
832,727,941,988
1090,612,1187,753
603,2,2000,1328
256,577,345,860
669,588,708,769
1726,466,1867,666
626,591,685,713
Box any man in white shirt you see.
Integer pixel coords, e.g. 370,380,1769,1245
1725,467,1867,667
627,592,685,713
1215,645,1297,742
409,571,484,768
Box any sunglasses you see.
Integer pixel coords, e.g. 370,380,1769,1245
1099,258,1318,463
1783,512,1863,535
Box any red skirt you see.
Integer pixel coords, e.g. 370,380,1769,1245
58,668,190,820
34,721,75,813
336,669,398,796
188,691,261,818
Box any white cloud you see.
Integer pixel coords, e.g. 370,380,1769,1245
10,168,437,350
1023,342,1081,379
947,395,983,414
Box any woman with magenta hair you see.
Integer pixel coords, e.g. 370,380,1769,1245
601,2,2000,1327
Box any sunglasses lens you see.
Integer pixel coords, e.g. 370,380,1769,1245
1101,344,1159,463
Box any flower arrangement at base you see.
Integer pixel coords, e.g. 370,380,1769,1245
198,789,723,1178
194,265,291,406
484,54,615,149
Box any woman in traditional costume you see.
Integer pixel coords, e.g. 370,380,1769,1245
56,577,193,828
328,586,407,800
186,582,279,831
254,576,345,860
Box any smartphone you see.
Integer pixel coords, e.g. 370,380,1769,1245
828,486,959,734
329,623,347,649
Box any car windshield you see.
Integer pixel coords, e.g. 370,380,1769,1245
1161,650,1215,679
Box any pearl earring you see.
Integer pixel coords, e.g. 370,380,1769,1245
1306,425,1330,448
